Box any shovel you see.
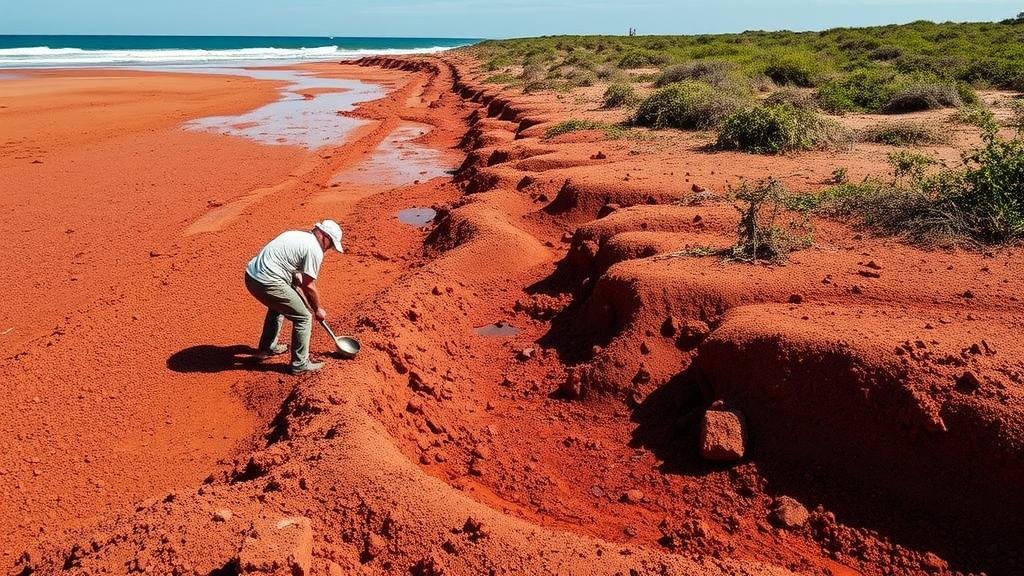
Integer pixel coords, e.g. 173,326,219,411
319,318,361,359
293,283,361,359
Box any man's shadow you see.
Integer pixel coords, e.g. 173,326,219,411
167,344,289,374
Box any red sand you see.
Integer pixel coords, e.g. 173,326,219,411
2,56,1022,576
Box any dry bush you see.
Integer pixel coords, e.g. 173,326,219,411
862,121,950,146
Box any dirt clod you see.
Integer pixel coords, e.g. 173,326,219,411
239,517,312,576
700,409,746,462
770,497,809,530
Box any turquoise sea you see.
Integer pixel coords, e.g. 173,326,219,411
0,35,479,67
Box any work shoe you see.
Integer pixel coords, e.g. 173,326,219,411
256,344,288,361
290,361,324,376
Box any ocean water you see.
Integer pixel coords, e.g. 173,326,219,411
0,35,478,68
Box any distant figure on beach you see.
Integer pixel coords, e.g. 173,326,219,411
628,27,637,36
244,220,344,375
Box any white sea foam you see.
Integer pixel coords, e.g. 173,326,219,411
0,45,461,67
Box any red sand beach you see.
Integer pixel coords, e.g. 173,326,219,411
2,56,1022,576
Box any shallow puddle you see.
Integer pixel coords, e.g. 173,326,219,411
397,207,437,227
331,122,453,187
183,67,384,148
475,321,520,337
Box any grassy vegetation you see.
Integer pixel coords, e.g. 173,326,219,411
602,83,639,108
716,104,850,154
633,81,750,129
800,128,1024,245
465,19,1024,101
712,102,847,152
544,119,625,139
466,19,1024,248
862,121,949,146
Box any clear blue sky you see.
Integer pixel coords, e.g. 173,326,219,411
1,0,1020,38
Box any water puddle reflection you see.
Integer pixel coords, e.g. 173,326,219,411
397,207,437,227
184,68,384,148
475,321,520,337
331,122,453,187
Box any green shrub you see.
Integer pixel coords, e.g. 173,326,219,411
816,69,901,113
1008,99,1024,133
595,65,624,81
862,122,949,146
655,60,736,87
887,150,939,183
633,81,750,130
868,46,904,61
819,179,970,245
952,106,997,129
564,68,597,87
883,83,964,114
764,89,818,110
602,83,639,108
619,49,668,69
716,104,849,154
483,73,517,85
629,72,660,83
563,48,598,70
956,82,981,107
818,130,1024,245
829,167,849,184
957,130,1024,241
763,52,824,87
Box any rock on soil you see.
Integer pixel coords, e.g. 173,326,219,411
770,497,809,529
239,516,312,576
700,409,746,462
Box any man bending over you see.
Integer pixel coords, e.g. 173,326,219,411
244,220,343,375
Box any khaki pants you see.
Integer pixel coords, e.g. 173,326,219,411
244,273,312,369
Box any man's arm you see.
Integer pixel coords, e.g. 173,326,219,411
296,273,327,321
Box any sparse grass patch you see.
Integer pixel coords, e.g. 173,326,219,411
1008,100,1024,133
483,73,517,85
484,55,512,71
633,81,750,130
862,121,949,146
717,104,851,154
629,71,660,83
523,79,557,93
952,106,997,129
544,119,626,139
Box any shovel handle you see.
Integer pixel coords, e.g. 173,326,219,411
319,318,339,341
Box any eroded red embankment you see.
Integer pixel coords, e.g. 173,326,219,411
14,59,791,576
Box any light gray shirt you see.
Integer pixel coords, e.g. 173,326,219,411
246,230,324,286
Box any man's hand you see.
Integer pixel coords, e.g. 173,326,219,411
315,307,327,322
